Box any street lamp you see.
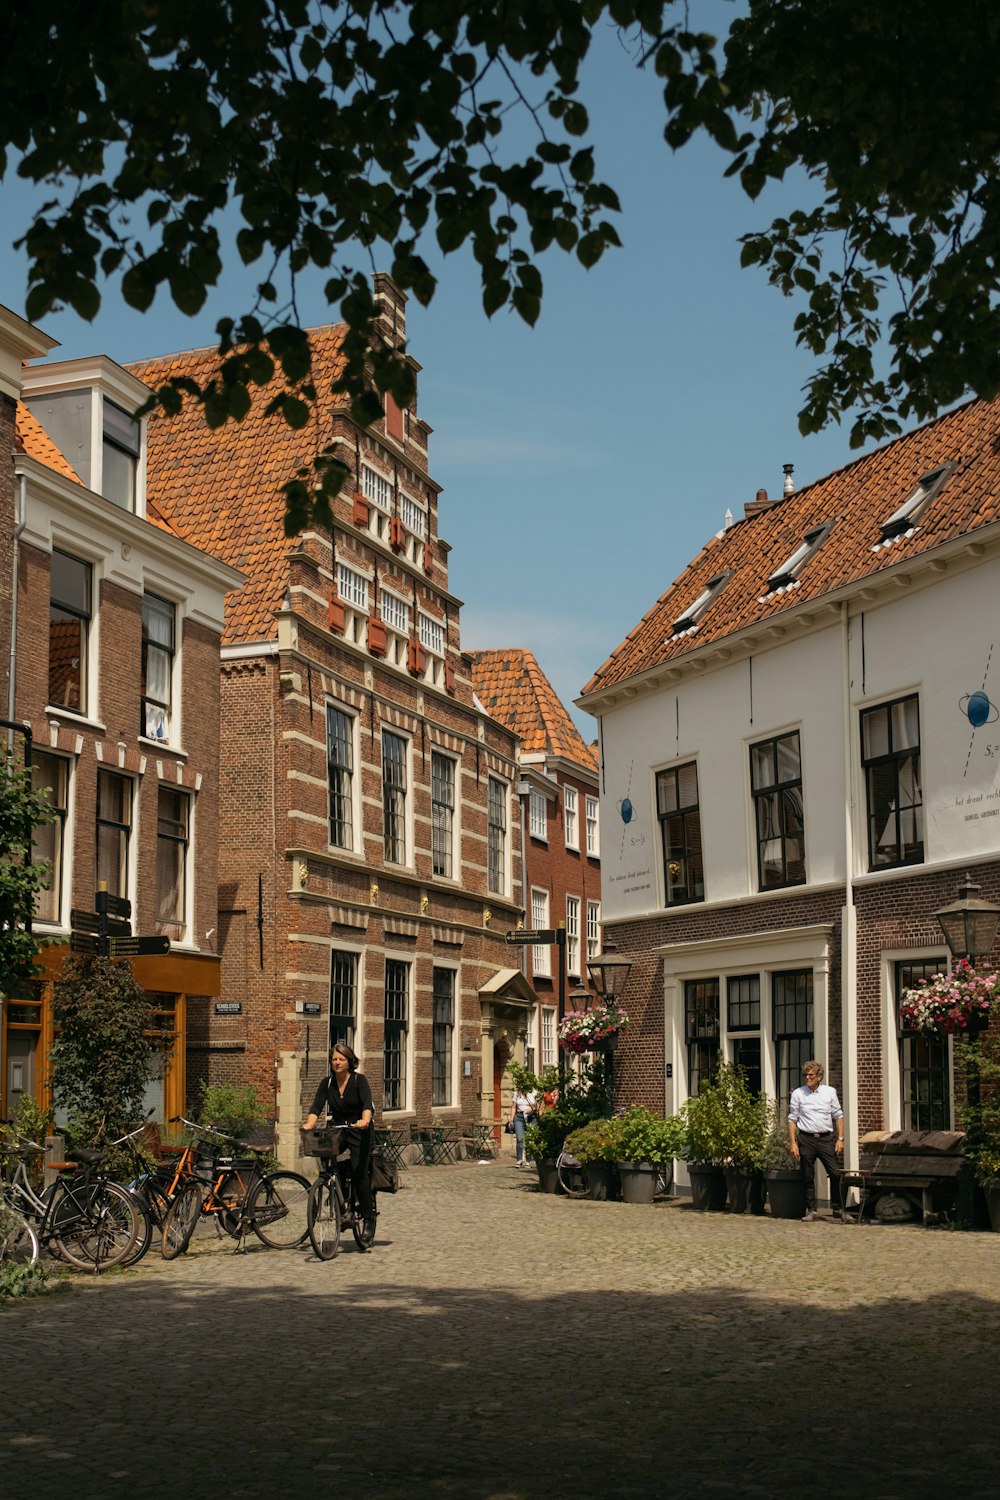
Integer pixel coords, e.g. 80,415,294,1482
568,985,591,1012
934,873,1000,963
586,940,633,1116
934,873,1000,1228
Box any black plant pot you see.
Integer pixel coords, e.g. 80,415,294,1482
534,1158,560,1195
688,1162,727,1211
763,1168,807,1220
618,1160,658,1205
586,1162,618,1201
724,1166,766,1215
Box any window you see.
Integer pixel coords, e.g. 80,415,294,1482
656,762,704,905
49,549,91,713
685,979,720,1094
419,612,445,656
330,950,358,1049
32,752,68,924
587,900,601,961
566,896,580,976
727,974,762,1095
327,706,355,850
401,493,426,537
672,570,733,635
529,790,547,841
861,695,923,869
362,464,391,513
385,393,405,443
384,959,409,1111
383,731,408,864
432,967,455,1107
141,593,175,742
337,563,369,611
765,523,833,593
586,795,599,856
156,786,190,930
488,776,507,895
879,464,953,542
564,786,578,848
381,590,410,635
531,890,550,976
97,769,132,899
102,399,139,510
750,731,805,889
773,970,814,1113
541,1007,557,1069
896,958,950,1130
431,751,455,878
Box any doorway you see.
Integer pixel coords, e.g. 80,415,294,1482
5,1031,37,1118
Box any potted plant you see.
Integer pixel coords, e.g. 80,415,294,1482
563,1118,619,1200
557,1000,629,1055
953,1026,1000,1230
681,1062,768,1212
611,1107,686,1205
759,1102,807,1219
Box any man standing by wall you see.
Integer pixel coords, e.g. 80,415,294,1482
788,1061,844,1221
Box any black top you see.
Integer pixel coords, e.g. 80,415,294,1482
310,1070,374,1126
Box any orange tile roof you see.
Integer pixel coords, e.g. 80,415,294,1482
585,395,1000,695
470,649,598,772
127,325,347,644
14,401,81,484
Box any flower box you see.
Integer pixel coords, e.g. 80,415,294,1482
898,958,1000,1035
557,1000,629,1054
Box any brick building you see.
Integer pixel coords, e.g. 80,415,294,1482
128,277,530,1161
580,399,1000,1185
0,304,240,1120
470,649,601,1072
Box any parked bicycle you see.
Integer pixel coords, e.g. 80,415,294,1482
0,1133,140,1272
160,1120,309,1257
302,1125,378,1259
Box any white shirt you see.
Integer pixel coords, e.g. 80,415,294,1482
788,1082,843,1133
513,1090,538,1117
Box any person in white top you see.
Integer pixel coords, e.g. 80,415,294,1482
509,1089,539,1168
788,1060,845,1221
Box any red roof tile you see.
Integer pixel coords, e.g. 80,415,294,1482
127,326,348,644
585,396,1000,695
470,649,598,772
14,401,81,484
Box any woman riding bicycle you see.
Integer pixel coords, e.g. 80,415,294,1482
302,1042,376,1244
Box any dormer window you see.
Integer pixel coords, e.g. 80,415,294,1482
671,570,733,635
765,522,833,593
879,464,953,541
102,399,140,509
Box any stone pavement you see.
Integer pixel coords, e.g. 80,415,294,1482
3,1158,1000,1500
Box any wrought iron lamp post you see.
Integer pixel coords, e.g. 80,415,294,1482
586,940,633,1116
934,873,1000,1225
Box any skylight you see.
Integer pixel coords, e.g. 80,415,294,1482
671,570,733,635
879,464,953,541
765,522,833,593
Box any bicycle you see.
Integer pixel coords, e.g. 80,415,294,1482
0,1134,140,1272
556,1147,589,1198
302,1126,378,1259
0,1196,40,1270
160,1121,309,1257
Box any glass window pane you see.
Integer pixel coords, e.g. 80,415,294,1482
862,705,889,760
750,743,774,790
776,734,801,782
892,697,920,751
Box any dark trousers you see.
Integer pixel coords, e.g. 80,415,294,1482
340,1129,375,1221
798,1131,842,1211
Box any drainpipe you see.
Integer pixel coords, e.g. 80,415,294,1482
841,600,858,1171
7,474,27,732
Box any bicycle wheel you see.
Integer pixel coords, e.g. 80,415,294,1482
557,1152,589,1199
654,1162,674,1199
55,1181,140,1272
118,1190,154,1268
307,1175,341,1260
250,1171,310,1248
0,1202,40,1269
161,1179,203,1259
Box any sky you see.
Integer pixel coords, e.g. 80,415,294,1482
0,11,892,737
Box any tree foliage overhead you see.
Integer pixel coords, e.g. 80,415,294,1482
2,2,998,528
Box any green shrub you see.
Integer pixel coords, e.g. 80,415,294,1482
564,1117,619,1164
611,1107,686,1166
759,1101,797,1170
197,1081,267,1142
681,1061,769,1166
50,955,160,1143
0,1259,50,1302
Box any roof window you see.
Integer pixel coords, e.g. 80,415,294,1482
671,570,733,636
878,464,953,542
765,522,833,594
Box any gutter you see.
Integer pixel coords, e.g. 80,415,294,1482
841,600,859,1170
7,474,27,730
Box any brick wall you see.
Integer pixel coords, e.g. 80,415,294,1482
0,395,14,712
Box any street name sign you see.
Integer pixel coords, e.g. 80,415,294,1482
504,928,561,945
70,908,102,935
70,932,100,956
107,935,171,958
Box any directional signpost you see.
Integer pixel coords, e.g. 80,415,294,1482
69,886,170,960
505,927,568,1084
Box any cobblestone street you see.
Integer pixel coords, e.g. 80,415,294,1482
4,1159,1000,1499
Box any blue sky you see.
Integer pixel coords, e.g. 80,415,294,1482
0,13,888,735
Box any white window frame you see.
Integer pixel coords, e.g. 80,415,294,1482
49,547,95,719
585,795,599,856
529,789,547,841
327,703,358,852
587,900,601,962
564,785,578,850
362,463,391,513
431,749,457,880
566,895,581,976
531,889,550,975
383,955,412,1113
32,751,71,927
400,492,426,538
487,775,509,897
541,1006,557,1069
418,612,445,656
156,783,192,941
382,729,411,867
338,563,369,611
431,962,459,1110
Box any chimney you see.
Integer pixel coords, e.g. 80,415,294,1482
783,463,795,496
373,272,407,350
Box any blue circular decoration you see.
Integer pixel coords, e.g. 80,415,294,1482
966,690,991,727
617,797,633,825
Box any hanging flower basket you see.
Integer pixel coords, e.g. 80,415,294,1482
557,1001,629,1054
898,958,1000,1035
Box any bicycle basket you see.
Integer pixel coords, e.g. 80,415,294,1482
302,1127,345,1158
